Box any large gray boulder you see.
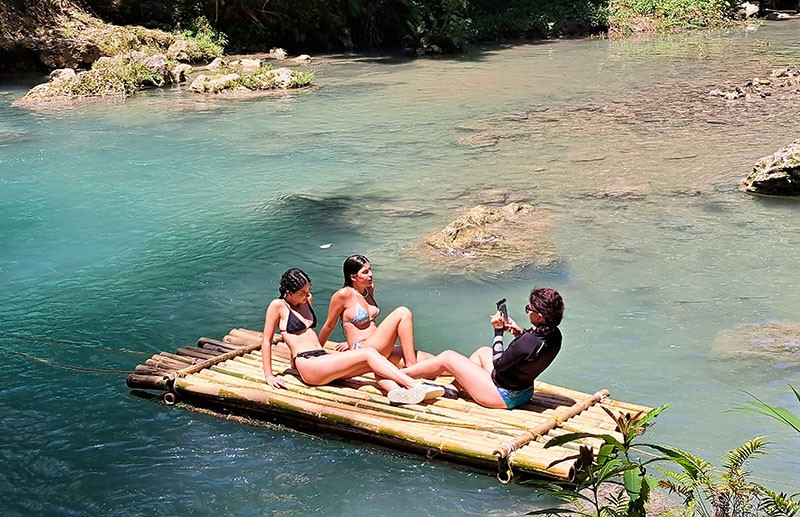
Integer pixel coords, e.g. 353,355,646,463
741,140,800,196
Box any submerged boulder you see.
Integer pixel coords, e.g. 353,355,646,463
741,140,800,196
711,322,800,367
419,202,558,273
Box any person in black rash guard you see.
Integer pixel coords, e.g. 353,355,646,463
399,288,564,409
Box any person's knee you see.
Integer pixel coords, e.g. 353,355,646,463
362,347,381,358
394,306,412,319
439,350,460,363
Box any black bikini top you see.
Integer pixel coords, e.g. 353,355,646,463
280,301,317,335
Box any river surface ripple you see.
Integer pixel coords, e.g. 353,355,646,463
2,21,800,516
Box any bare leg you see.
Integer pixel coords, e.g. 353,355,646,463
362,306,420,365
297,347,416,388
389,346,435,368
402,350,506,409
469,346,494,374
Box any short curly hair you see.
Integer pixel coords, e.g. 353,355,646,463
279,268,311,298
530,288,564,336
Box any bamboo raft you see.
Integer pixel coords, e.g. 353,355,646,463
127,328,652,482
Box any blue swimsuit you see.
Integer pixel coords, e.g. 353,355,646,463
342,289,379,349
342,289,379,329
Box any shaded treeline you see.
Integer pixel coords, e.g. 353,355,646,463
80,0,610,54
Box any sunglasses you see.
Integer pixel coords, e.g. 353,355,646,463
525,304,543,319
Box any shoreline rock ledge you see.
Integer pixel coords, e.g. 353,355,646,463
741,139,800,196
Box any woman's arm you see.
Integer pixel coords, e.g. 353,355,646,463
262,300,287,389
490,311,506,362
317,289,345,345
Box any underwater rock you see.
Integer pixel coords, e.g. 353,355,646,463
418,202,558,273
476,189,509,204
711,322,800,367
457,132,500,148
740,139,800,196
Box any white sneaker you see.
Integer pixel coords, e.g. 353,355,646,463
388,382,443,404
421,381,447,400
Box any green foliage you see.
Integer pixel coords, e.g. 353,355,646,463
288,70,314,88
527,405,671,517
759,486,800,517
81,0,744,55
732,385,800,435
608,0,735,37
402,0,474,55
469,0,609,41
179,16,226,62
655,437,768,517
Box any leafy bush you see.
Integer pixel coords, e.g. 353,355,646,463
607,0,736,37
179,16,226,61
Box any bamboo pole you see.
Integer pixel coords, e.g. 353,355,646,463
231,350,630,442
171,341,263,379
202,366,524,437
174,375,577,479
493,389,610,458
126,373,170,390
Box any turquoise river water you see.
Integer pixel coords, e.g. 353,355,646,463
2,20,800,516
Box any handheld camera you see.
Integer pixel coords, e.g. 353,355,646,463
496,298,508,322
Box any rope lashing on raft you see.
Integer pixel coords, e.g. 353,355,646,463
493,389,610,483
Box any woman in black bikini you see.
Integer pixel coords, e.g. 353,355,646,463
318,255,431,367
261,268,443,404
401,288,564,409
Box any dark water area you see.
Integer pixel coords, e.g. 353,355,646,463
2,21,800,515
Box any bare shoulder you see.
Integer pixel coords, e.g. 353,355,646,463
329,287,350,304
267,298,286,313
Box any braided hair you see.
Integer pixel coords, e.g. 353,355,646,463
343,255,369,287
530,288,564,337
279,268,311,298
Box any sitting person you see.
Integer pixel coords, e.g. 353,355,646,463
261,268,443,405
400,288,564,409
318,255,432,367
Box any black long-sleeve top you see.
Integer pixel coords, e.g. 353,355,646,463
491,327,562,391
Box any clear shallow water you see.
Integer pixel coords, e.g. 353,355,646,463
3,21,800,515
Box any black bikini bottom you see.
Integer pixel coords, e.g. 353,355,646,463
294,349,328,360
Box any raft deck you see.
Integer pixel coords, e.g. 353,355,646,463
127,328,652,482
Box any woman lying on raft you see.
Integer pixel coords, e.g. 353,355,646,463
261,268,444,404
401,288,564,409
318,254,432,367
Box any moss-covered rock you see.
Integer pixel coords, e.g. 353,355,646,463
12,52,188,106
187,65,313,94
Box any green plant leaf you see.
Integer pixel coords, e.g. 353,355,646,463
544,432,624,450
624,467,643,498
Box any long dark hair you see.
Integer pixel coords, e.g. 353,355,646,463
279,268,311,298
343,255,369,287
530,288,564,336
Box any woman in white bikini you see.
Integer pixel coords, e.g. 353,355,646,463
318,255,431,367
261,268,442,404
